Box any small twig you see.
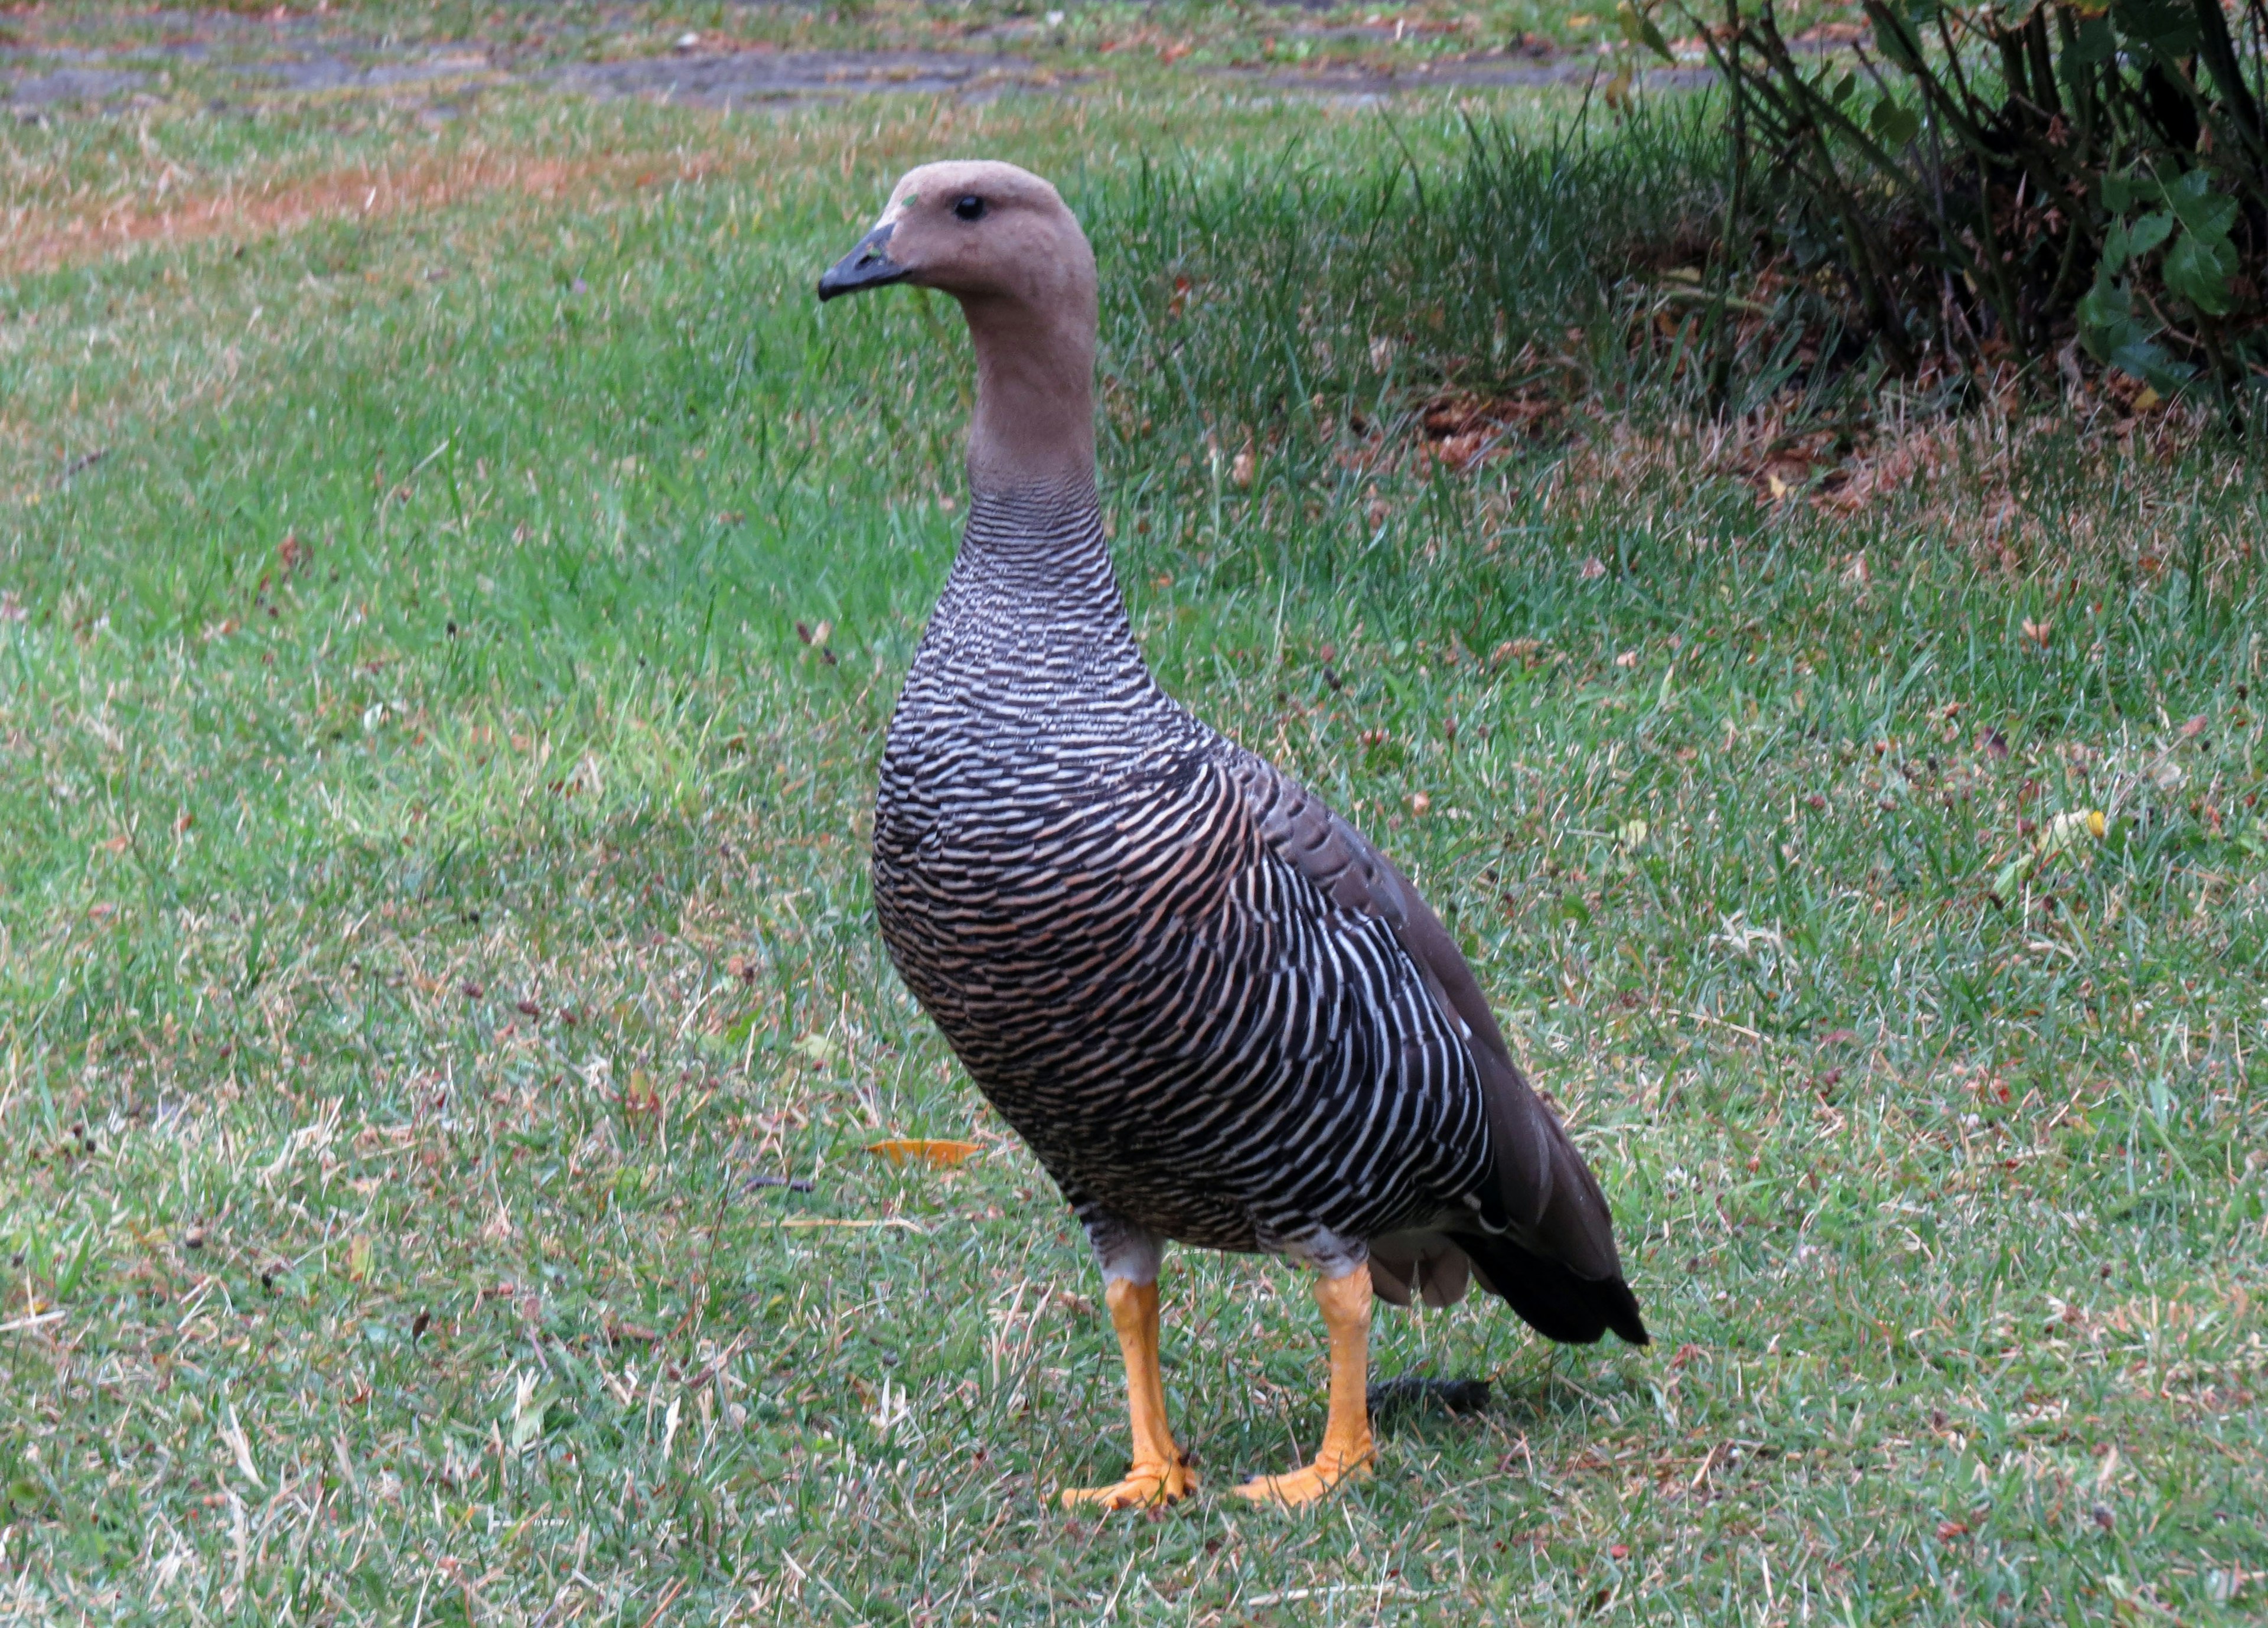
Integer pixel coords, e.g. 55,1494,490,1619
52,448,107,489
744,1174,815,1193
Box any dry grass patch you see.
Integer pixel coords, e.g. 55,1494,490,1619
1,145,745,278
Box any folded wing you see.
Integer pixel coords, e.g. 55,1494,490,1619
1236,754,1648,1346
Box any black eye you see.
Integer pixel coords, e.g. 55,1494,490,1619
953,195,986,222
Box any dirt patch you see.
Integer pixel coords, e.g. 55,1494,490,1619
5,66,148,112
232,47,499,96
0,148,706,278
5,11,1038,123
548,47,1036,110
1207,56,1713,100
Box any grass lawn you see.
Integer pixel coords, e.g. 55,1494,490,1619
3,10,2265,1623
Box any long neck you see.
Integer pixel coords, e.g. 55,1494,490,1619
960,288,1097,497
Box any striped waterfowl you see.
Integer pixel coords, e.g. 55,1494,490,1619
819,160,1647,1509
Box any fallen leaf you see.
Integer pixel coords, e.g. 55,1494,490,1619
1614,649,1640,669
346,1235,373,1283
866,1138,980,1168
1408,792,1432,815
2021,618,2052,646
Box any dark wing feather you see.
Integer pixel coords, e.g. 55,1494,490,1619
1240,755,1648,1346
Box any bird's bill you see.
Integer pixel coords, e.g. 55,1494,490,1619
816,222,909,301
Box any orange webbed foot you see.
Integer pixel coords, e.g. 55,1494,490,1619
1060,1457,1198,1510
1230,1445,1372,1507
1233,1264,1377,1508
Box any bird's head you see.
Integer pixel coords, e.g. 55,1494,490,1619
816,159,1094,314
817,159,1098,494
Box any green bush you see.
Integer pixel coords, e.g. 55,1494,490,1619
1667,0,2268,406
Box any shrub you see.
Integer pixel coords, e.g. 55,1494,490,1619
1666,0,2268,409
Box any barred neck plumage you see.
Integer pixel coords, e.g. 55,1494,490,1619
909,478,1158,708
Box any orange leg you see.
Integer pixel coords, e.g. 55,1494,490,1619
1233,1261,1376,1507
1060,1278,1197,1509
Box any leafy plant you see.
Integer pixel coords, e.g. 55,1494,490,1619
1660,0,2268,407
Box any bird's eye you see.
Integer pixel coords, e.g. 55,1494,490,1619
953,195,986,222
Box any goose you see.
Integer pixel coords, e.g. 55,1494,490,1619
819,159,1647,1508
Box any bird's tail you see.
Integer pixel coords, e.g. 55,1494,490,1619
1447,1230,1650,1347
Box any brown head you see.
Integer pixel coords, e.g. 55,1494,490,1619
819,160,1097,495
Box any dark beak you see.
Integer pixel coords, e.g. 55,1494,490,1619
817,222,908,302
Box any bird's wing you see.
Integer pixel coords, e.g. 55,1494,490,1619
1233,753,1628,1287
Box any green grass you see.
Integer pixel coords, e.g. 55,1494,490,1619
2,41,2265,1627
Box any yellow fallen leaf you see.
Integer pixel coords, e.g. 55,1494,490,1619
346,1235,373,1283
866,1138,980,1169
2037,809,2107,858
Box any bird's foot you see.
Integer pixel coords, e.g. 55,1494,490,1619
1230,1447,1373,1509
1060,1457,1197,1511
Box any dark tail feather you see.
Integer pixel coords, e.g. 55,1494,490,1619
1449,1232,1650,1347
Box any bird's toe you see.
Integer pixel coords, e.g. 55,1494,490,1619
1059,1458,1197,1511
1230,1454,1371,1509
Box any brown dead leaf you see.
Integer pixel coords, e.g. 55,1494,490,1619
1414,388,1560,470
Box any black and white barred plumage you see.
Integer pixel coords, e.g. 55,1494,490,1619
874,482,1645,1346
